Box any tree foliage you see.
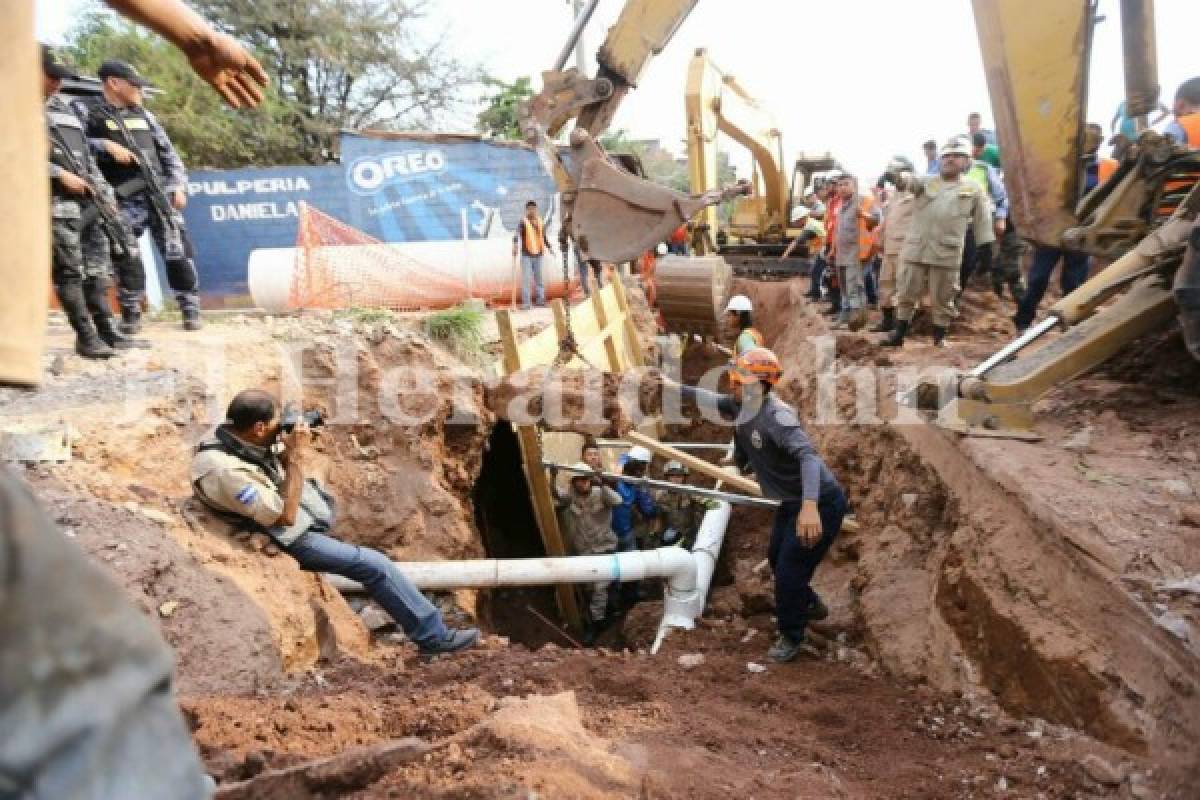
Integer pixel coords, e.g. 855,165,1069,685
67,0,481,166
476,76,533,141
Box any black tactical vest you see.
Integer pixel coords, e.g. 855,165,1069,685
89,105,164,189
46,101,90,198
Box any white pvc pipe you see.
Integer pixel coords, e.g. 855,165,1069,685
325,502,734,652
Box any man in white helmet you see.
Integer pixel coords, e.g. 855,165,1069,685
779,204,827,288
550,461,622,635
724,294,764,355
882,137,994,348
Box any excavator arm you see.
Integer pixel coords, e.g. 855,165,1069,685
519,0,748,265
940,0,1200,437
685,48,788,252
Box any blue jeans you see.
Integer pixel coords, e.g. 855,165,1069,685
864,258,879,306
808,255,826,298
521,253,545,308
1013,245,1091,329
286,531,447,645
767,487,848,641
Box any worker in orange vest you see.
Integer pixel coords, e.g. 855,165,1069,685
1165,77,1200,149
511,200,554,309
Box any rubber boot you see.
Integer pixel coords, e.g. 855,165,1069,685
870,307,895,333
880,318,909,348
932,325,948,348
119,307,142,335
822,288,842,316
57,284,114,359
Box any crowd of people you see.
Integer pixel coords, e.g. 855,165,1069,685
770,85,1200,347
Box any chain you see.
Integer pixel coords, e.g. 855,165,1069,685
552,238,599,370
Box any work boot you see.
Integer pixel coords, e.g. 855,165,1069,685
880,318,909,348
119,307,142,335
94,314,138,350
871,307,896,333
767,633,806,663
932,325,948,348
846,308,868,332
802,596,830,622
57,284,115,359
417,627,481,658
182,310,203,331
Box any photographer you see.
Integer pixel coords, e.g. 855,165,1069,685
190,390,480,657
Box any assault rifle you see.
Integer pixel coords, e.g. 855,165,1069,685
47,127,135,261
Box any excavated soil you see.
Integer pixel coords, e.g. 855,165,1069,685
2,275,1196,797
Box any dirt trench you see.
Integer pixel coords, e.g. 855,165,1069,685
731,276,1200,782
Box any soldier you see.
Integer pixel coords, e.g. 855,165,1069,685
654,461,716,550
872,156,916,333
882,138,995,348
88,59,202,332
43,46,139,359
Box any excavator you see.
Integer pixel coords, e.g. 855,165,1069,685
940,0,1200,437
684,47,838,278
519,0,1199,418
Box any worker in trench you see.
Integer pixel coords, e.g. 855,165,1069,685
654,461,718,550
550,461,623,644
190,389,481,657
665,347,848,663
1,1,267,796
724,294,765,356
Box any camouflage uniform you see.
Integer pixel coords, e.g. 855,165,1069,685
88,101,199,317
653,489,716,550
990,218,1027,303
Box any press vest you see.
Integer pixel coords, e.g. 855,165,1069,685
90,105,164,190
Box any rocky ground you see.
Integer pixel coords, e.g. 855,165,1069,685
1,279,1196,798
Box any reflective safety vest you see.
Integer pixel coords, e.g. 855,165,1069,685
520,217,546,256
1097,157,1119,185
1177,113,1200,149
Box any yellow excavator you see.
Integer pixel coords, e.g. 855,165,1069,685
941,0,1200,437
684,47,837,277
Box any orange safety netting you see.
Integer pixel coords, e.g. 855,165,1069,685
289,202,575,311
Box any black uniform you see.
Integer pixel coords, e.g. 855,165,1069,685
88,101,200,320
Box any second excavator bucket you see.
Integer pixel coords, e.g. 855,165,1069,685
565,129,750,265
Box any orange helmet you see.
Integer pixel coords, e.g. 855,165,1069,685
730,347,782,386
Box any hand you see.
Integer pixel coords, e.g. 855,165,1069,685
795,501,822,547
279,424,311,467
171,190,188,210
994,218,1006,239
57,171,90,196
105,141,137,165
182,30,269,109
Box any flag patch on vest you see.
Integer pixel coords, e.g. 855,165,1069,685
236,485,258,505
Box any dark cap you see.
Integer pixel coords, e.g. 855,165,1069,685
42,45,77,80
97,59,151,88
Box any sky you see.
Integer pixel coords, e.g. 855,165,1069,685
37,0,1199,180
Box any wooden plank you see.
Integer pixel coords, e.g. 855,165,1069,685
590,289,623,372
625,430,763,497
610,278,646,368
495,309,582,630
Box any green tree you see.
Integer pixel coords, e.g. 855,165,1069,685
67,0,481,166
476,76,533,141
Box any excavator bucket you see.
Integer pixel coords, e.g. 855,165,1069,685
566,129,750,264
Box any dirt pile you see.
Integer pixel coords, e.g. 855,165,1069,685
485,365,664,436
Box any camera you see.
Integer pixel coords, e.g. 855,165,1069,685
279,404,325,434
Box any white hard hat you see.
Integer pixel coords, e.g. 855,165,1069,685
569,461,594,475
940,137,971,158
626,446,652,463
790,204,811,222
655,242,669,256
724,294,753,314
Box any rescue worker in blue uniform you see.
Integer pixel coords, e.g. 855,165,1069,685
88,59,202,332
671,347,848,663
43,46,141,359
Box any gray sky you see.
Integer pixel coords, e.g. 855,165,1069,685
37,0,1198,179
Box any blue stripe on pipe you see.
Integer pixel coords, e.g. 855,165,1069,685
612,555,621,582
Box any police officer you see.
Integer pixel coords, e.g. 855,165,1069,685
43,46,138,359
669,348,847,663
883,138,995,348
88,59,202,332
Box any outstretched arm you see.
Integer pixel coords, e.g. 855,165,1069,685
104,0,268,108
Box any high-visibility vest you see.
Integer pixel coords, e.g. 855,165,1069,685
520,217,545,256
1097,157,1118,185
735,328,764,356
1177,113,1200,149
